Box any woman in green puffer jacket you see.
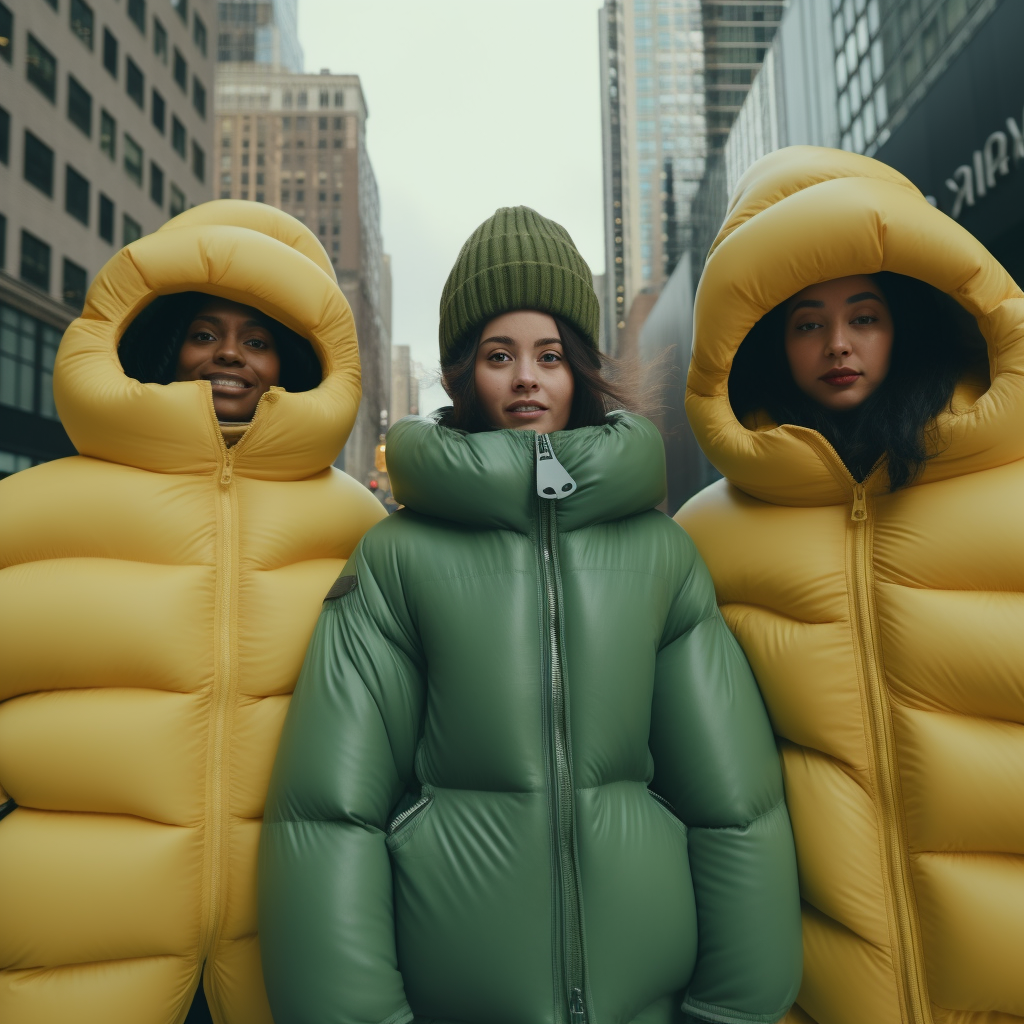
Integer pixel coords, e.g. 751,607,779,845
258,208,802,1024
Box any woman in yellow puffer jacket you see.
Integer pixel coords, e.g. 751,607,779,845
675,147,1024,1024
0,202,385,1024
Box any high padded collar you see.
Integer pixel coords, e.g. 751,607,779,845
386,412,667,534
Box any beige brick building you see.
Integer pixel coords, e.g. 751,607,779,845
0,0,214,474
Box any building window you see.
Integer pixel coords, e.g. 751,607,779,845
283,91,292,109
193,14,206,55
295,189,304,202
154,18,167,62
333,91,344,107
256,172,264,186
0,105,9,165
123,214,142,246
169,183,185,217
191,141,204,182
0,2,11,65
0,303,60,421
126,58,144,108
23,131,54,197
100,109,116,159
192,77,206,118
298,91,307,108
255,191,264,203
62,258,87,309
124,133,143,185
99,193,115,242
240,172,249,186
172,116,186,157
67,75,92,136
65,164,90,224
103,28,118,78
19,231,51,292
281,190,290,201
128,0,145,33
318,138,326,150
171,0,187,23
151,89,165,133
70,0,94,49
149,161,163,206
173,49,187,91
27,35,57,102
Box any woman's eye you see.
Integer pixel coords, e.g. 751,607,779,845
488,352,511,362
245,337,268,349
851,315,877,325
539,352,561,362
795,322,821,332
193,330,215,342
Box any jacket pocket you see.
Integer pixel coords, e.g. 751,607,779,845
386,789,434,852
647,788,687,836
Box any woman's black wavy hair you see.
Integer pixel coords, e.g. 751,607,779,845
728,272,986,490
117,291,323,393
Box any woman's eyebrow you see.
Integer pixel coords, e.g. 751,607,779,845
533,338,562,347
790,299,824,311
846,291,884,303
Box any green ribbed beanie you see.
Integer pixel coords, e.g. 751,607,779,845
438,206,600,362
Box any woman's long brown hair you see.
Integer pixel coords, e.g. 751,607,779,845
440,317,631,433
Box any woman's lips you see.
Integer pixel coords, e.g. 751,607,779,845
820,371,862,387
207,375,253,392
506,404,547,419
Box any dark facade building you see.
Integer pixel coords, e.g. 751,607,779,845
875,0,1024,283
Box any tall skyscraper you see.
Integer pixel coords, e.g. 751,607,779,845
701,2,786,154
216,0,303,74
214,67,391,484
599,0,707,355
0,0,214,477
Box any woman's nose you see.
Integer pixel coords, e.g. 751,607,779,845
825,326,852,358
214,337,245,364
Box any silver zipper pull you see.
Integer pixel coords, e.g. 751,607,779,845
536,433,577,499
569,987,587,1024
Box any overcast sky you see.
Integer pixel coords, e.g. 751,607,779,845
298,0,606,414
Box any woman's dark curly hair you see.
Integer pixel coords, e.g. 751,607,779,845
118,291,323,393
728,272,986,490
438,316,631,433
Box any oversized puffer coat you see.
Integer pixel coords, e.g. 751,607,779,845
259,412,802,1024
675,148,1024,1024
0,201,385,1024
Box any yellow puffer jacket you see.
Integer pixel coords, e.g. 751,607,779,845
675,148,1024,1024
0,202,386,1024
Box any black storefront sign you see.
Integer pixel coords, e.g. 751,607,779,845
876,0,1024,282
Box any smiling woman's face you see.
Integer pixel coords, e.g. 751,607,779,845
784,275,894,413
473,310,575,434
175,298,281,422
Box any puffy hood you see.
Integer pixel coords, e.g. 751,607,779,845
386,412,667,533
53,200,361,481
686,146,1024,506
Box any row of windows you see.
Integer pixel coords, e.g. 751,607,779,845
280,89,346,110
220,116,350,140
13,110,197,212
23,25,206,122
38,0,205,58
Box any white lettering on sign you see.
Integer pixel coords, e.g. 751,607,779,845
945,108,1024,219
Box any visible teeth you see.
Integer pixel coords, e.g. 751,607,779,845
511,405,541,412
210,378,248,389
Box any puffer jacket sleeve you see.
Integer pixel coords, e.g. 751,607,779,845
649,536,802,1024
258,534,424,1024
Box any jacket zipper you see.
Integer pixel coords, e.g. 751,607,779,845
848,483,931,1024
538,496,588,1024
387,793,431,835
197,442,238,989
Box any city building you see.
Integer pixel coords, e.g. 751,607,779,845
214,65,391,483
598,0,707,355
390,344,419,423
0,0,215,477
701,2,786,154
215,0,302,73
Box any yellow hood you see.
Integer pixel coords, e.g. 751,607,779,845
54,200,361,480
686,146,1024,506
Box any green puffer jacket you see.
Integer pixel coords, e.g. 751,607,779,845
258,412,802,1024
